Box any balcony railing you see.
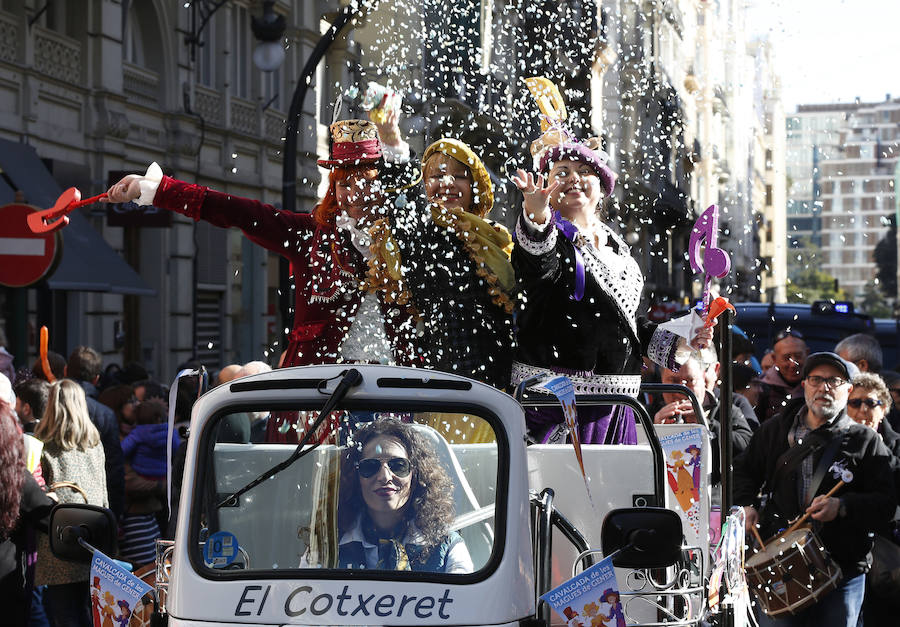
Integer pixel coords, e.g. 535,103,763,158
33,26,81,84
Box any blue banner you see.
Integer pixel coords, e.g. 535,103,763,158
540,555,626,626
89,550,153,627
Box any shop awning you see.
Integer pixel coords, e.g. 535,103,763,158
0,138,155,295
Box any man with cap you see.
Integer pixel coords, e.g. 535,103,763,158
734,352,896,626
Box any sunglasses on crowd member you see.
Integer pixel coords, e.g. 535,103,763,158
805,375,848,389
356,457,412,478
773,328,804,345
847,398,884,409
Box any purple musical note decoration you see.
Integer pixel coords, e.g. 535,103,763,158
689,204,731,312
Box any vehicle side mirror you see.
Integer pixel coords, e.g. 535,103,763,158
49,504,118,563
601,507,683,568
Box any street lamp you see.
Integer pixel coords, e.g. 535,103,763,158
184,0,286,72
251,0,286,72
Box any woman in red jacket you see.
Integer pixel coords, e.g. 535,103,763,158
106,119,418,442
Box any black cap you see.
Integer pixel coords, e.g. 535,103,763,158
802,352,860,382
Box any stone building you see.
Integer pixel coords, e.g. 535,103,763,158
0,0,327,381
786,97,900,303
0,0,783,382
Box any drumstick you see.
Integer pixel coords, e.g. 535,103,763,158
750,525,765,550
784,480,846,535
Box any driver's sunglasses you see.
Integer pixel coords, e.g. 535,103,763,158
847,398,884,409
356,457,411,479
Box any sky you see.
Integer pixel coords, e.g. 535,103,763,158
746,0,900,112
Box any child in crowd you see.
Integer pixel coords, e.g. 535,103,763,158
121,399,179,480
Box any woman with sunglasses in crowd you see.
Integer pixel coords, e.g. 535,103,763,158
845,372,900,625
335,420,472,573
846,373,900,457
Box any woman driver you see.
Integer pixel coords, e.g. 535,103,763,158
336,420,473,573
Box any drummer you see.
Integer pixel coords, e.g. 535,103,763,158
733,352,895,626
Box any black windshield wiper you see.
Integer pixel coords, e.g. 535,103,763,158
216,368,363,508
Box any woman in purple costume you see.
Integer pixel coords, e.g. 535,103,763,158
510,79,712,445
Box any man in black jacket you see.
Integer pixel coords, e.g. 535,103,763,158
65,346,125,522
734,352,896,626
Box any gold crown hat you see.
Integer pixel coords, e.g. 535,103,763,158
525,77,617,197
422,138,494,217
317,119,383,168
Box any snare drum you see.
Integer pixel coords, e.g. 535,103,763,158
745,527,842,617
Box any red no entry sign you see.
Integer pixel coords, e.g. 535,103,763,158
0,203,61,287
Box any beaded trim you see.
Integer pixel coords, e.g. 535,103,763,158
647,327,681,371
576,224,642,336
515,214,558,256
511,361,641,398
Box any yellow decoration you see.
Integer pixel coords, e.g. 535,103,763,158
525,76,567,130
363,206,515,316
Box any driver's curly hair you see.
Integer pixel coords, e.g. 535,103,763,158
338,419,455,551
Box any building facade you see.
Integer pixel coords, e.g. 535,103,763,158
0,0,782,382
0,0,328,381
786,98,900,303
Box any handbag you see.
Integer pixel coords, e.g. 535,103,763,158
868,534,900,600
49,480,89,503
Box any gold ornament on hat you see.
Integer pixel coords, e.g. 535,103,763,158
526,76,607,171
329,119,379,143
526,77,572,166
525,76,567,130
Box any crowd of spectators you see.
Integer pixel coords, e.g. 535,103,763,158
0,326,275,627
3,323,900,624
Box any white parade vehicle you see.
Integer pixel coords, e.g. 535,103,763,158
50,363,750,626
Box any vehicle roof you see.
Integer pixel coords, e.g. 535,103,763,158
731,301,874,356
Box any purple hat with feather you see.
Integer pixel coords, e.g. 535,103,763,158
525,76,617,198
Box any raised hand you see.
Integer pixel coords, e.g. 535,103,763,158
369,94,402,147
510,169,562,226
689,319,715,350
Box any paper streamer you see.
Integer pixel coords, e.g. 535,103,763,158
533,375,595,511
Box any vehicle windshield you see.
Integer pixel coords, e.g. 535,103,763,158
191,408,500,578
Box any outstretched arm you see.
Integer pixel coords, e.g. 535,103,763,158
105,164,314,253
510,169,568,285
